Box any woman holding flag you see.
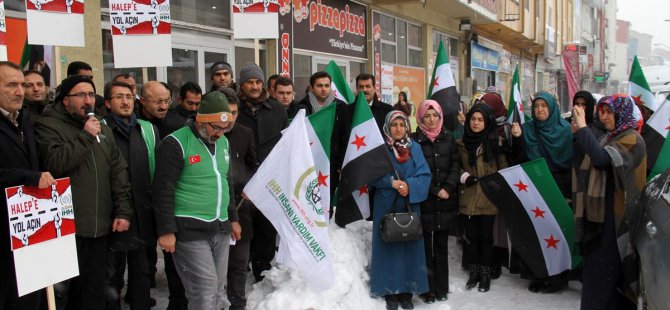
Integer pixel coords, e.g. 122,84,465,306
572,95,646,310
411,100,461,303
369,111,431,310
456,103,511,293
518,91,574,293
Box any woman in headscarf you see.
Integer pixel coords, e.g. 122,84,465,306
456,103,509,293
480,92,509,140
518,91,574,293
369,111,432,310
572,94,646,310
411,100,460,303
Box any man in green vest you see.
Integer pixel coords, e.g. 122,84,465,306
103,81,160,309
153,91,241,310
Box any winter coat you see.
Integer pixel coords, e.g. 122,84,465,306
137,107,185,140
236,92,288,162
34,103,133,238
348,93,393,134
369,143,431,296
0,109,41,263
456,137,508,216
104,115,159,249
225,123,259,242
411,128,461,232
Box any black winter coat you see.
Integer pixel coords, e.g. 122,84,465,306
225,123,259,241
411,129,461,232
0,109,41,263
236,96,288,162
104,116,160,249
348,94,393,134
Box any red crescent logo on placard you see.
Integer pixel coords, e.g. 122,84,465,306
189,155,201,165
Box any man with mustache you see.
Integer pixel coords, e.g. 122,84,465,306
34,74,133,309
138,81,183,139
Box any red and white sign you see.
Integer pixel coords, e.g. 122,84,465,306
0,0,7,61
26,0,85,46
233,0,279,39
110,0,171,35
26,0,84,14
5,178,75,250
6,178,79,296
109,0,172,68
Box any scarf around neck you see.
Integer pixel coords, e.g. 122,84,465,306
463,103,498,167
522,92,573,171
307,91,335,114
383,110,412,163
416,99,443,142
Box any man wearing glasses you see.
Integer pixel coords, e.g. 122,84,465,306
139,81,183,139
153,91,241,310
34,75,133,309
103,81,160,309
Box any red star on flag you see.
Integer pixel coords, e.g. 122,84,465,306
518,102,524,113
544,234,560,249
514,180,528,192
433,76,439,87
665,119,670,131
317,171,328,187
333,89,339,98
631,94,644,106
351,134,367,150
531,206,546,219
309,141,314,146
357,185,368,196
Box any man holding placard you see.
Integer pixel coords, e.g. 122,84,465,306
0,61,55,310
34,75,133,309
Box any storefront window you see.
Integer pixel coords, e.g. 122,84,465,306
293,54,312,101
101,30,157,89
380,14,423,68
168,48,198,98
234,47,267,82
101,0,231,29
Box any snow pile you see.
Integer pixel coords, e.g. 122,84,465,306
245,220,582,310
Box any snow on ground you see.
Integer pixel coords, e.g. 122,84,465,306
245,220,582,310
129,220,581,309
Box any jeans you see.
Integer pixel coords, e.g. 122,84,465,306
172,233,231,310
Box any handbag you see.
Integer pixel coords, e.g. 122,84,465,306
380,193,423,242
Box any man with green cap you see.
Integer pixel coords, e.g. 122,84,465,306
153,91,241,310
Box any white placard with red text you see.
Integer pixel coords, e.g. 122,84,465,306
233,0,279,39
0,0,7,60
109,0,172,68
5,178,79,296
25,0,85,46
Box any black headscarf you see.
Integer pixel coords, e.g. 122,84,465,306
463,103,499,167
573,90,596,125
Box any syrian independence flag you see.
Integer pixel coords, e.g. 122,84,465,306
428,40,460,131
306,104,336,219
643,93,670,179
479,159,578,278
334,92,394,227
627,56,657,111
243,110,334,292
507,64,527,124
324,60,355,104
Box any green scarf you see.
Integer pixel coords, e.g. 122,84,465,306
522,92,573,171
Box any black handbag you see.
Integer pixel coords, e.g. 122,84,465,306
380,194,423,242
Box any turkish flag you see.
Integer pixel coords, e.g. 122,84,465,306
189,155,201,165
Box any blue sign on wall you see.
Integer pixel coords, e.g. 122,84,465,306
471,42,500,71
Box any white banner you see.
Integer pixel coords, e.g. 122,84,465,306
26,0,85,46
109,0,172,68
233,0,279,39
244,110,334,292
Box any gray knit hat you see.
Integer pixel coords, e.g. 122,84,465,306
210,61,233,79
238,63,264,86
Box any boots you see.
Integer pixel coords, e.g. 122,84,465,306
465,264,480,290
478,266,491,292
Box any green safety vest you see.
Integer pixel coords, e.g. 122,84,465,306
101,118,156,180
169,126,230,221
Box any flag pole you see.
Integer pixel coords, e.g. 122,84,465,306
46,285,56,310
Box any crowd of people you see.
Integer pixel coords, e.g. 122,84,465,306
0,57,652,310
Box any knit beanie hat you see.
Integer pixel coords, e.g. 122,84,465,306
210,61,233,79
196,91,232,123
238,63,264,86
56,75,96,103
